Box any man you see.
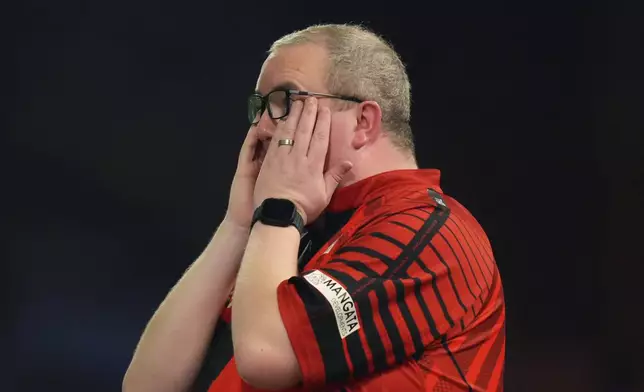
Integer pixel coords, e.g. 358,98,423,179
124,24,505,392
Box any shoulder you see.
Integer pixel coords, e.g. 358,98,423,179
360,185,487,234
351,186,452,233
334,187,494,271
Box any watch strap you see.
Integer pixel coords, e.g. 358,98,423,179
250,200,305,234
291,209,305,233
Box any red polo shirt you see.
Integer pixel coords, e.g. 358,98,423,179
200,169,505,392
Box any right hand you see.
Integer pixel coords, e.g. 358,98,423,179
224,127,265,229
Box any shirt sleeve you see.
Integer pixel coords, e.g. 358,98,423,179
277,205,494,389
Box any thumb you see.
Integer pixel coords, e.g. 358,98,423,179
324,160,353,193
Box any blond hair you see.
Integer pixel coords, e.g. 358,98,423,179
269,24,414,153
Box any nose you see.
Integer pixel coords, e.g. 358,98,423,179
255,112,277,141
257,126,273,141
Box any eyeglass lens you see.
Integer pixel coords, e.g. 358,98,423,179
248,90,289,124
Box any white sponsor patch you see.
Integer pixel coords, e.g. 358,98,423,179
303,270,361,339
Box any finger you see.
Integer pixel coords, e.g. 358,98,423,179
292,97,318,157
324,161,353,195
307,107,332,170
238,126,260,165
269,99,304,156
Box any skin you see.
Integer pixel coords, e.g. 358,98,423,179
231,43,418,389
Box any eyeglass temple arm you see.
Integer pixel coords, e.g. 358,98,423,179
289,90,363,103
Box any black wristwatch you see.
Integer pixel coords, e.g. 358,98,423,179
251,198,305,234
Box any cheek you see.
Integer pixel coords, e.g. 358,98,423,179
326,118,352,169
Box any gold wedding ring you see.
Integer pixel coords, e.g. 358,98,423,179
277,138,295,147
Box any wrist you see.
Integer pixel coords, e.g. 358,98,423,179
294,205,308,226
251,198,306,234
220,217,252,236
252,221,301,237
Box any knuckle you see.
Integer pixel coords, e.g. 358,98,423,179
280,121,296,133
314,128,328,140
305,98,317,112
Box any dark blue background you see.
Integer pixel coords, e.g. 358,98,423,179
7,1,643,391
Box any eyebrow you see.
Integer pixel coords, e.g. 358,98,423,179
254,82,300,96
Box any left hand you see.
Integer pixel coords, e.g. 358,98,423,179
253,97,353,225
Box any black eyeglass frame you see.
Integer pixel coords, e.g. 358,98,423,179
248,89,364,125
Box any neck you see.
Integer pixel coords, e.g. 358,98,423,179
341,142,418,187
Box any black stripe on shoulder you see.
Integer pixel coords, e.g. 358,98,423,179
412,276,441,340
457,215,494,277
322,269,370,380
324,268,360,291
393,279,425,358
438,231,478,301
398,211,427,223
379,207,450,350
369,231,406,249
384,207,449,279
447,216,490,289
328,258,379,277
373,282,406,370
369,231,431,357
428,241,468,314
338,275,389,374
335,246,394,263
389,220,418,234
415,255,455,328
292,274,350,384
443,224,484,294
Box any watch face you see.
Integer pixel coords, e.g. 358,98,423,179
263,199,296,221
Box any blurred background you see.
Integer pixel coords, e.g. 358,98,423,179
6,1,643,391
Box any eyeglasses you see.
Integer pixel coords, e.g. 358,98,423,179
248,89,363,125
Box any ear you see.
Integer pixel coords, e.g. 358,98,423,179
351,101,383,149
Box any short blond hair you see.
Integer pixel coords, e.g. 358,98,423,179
269,24,414,153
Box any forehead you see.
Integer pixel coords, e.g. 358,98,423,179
255,43,329,94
